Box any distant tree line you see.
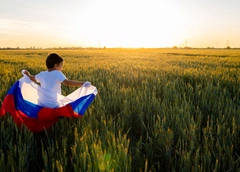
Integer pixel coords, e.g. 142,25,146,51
172,45,238,49
0,46,107,50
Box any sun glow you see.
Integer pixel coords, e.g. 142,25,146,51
1,0,240,48
64,0,188,48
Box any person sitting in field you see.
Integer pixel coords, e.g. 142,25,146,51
24,53,87,95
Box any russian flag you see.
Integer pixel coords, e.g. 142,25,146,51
0,74,97,132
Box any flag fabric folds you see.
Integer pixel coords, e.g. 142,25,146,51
0,73,97,132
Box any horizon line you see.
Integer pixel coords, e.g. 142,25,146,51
0,46,238,50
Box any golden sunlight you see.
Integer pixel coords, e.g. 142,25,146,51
64,0,188,48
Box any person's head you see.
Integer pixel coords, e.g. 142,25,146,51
46,53,64,71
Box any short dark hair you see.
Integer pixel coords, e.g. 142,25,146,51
46,53,63,68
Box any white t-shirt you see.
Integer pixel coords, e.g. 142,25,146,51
35,70,67,94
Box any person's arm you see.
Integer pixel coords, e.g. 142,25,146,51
24,70,37,82
62,79,85,87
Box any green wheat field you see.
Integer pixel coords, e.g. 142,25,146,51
0,48,239,171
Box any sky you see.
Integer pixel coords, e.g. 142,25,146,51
0,0,240,48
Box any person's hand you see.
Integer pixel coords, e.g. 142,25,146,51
23,70,30,76
21,69,29,76
83,81,91,87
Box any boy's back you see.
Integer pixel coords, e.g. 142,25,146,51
35,70,66,94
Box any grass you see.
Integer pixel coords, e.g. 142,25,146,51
0,48,239,171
